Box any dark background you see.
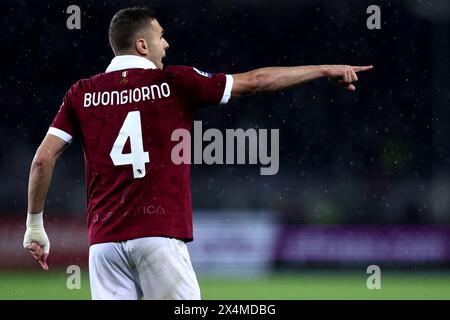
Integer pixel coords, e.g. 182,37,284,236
1,0,450,224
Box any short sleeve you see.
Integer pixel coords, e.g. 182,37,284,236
166,66,233,108
48,87,79,143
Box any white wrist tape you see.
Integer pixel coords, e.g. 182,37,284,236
26,212,44,227
23,212,50,254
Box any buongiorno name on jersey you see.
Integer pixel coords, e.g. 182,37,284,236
83,83,171,108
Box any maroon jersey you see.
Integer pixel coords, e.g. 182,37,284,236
48,55,233,245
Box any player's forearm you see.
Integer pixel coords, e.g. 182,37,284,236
27,153,56,213
254,65,327,92
233,65,328,96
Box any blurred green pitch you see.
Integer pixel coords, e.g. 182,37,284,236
1,270,449,300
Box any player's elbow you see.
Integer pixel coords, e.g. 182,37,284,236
32,150,55,171
246,72,275,95
232,72,265,96
248,74,265,95
32,157,50,172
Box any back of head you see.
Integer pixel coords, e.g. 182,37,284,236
108,7,156,55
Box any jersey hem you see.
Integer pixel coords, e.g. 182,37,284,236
88,232,193,246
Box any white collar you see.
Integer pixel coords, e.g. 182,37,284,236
105,55,157,73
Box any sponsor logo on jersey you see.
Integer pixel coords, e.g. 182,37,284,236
193,67,212,78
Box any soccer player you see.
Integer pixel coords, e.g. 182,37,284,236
24,7,372,299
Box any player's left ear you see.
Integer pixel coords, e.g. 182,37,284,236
135,38,148,55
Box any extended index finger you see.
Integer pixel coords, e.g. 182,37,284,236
352,65,373,72
37,253,49,271
38,260,49,271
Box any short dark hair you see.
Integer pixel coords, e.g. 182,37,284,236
108,7,156,54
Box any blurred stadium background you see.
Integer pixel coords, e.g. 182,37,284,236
1,0,450,299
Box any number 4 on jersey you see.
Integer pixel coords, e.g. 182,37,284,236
110,111,149,178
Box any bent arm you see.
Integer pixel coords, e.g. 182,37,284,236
231,64,373,96
28,134,69,213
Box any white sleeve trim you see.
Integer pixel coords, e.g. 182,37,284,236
219,74,234,105
47,127,73,143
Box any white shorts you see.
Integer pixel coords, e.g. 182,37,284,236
88,237,201,300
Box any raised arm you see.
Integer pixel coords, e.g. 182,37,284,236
24,134,69,270
231,64,373,96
